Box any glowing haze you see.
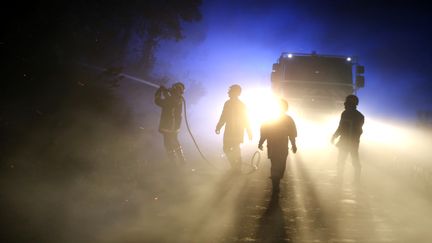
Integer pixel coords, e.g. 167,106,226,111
153,0,432,122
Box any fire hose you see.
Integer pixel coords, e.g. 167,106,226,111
79,63,261,173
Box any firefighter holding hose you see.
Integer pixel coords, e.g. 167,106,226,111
155,82,186,165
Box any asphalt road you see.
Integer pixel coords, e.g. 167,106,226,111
1,132,432,243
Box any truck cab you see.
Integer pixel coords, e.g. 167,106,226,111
271,52,364,112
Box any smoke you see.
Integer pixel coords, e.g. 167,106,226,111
150,0,432,121
2,1,432,242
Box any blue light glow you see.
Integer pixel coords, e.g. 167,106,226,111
149,0,432,120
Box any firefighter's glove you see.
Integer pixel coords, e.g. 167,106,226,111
292,145,297,154
156,85,165,96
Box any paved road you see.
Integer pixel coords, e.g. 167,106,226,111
79,148,432,243
2,141,432,243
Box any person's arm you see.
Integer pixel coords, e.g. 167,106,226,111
289,117,297,153
245,105,253,140
289,137,297,153
258,125,266,151
355,112,365,137
246,126,253,141
359,114,365,130
331,112,344,143
154,86,168,107
215,102,227,134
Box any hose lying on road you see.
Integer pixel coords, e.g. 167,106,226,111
182,97,261,174
79,62,261,174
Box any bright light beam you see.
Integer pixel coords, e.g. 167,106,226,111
242,87,281,125
243,86,340,150
241,87,282,142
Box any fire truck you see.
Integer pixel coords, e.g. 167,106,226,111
271,52,365,111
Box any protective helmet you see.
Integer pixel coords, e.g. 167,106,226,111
171,82,185,95
228,84,242,97
345,94,359,106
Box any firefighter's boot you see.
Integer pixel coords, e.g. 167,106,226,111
174,147,186,166
167,149,177,164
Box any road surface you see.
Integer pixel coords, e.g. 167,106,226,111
1,128,431,243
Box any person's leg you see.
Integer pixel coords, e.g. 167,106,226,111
271,177,280,194
172,133,185,165
223,140,240,171
337,149,349,178
351,147,361,181
231,143,242,172
163,133,176,163
223,143,234,167
270,156,287,179
270,155,287,194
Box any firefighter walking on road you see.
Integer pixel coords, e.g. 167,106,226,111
216,84,252,173
258,99,297,195
155,82,186,165
331,94,364,182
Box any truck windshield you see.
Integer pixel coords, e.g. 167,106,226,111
282,56,352,84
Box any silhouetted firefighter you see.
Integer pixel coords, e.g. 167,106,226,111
331,94,364,182
155,82,186,165
216,84,252,173
258,99,297,195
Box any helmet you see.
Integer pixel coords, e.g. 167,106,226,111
345,94,359,106
171,82,185,95
228,84,242,97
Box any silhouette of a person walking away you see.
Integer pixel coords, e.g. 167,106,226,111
216,84,252,173
155,82,186,165
331,94,364,182
258,99,297,195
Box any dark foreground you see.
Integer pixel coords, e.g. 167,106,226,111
1,142,432,243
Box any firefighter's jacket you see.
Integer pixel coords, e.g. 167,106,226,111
259,115,297,159
154,88,183,133
216,98,251,144
333,106,364,149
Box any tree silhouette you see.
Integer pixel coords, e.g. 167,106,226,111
0,0,202,160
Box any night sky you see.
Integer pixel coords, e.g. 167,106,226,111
154,0,432,120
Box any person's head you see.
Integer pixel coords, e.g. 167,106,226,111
278,98,289,114
170,82,185,96
228,84,242,98
344,94,359,109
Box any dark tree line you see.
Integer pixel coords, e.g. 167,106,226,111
1,0,201,69
0,1,202,161
0,3,202,241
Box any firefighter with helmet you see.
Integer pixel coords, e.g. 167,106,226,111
216,84,252,173
258,98,297,195
155,82,186,165
331,94,364,182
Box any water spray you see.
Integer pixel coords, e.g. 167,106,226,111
78,62,261,173
78,62,160,88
